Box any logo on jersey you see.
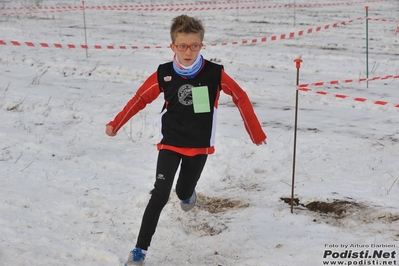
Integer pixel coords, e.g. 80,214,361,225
178,84,193,106
156,174,165,180
164,76,172,82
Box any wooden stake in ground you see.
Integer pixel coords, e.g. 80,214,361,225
365,6,369,88
82,0,88,58
291,58,302,214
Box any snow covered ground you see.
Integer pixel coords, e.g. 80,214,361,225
0,0,398,265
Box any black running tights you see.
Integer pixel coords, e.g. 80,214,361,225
135,149,208,250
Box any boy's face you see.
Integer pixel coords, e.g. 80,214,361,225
171,33,203,67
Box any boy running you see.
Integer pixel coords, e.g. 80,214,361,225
106,14,267,266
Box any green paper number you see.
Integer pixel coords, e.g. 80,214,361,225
192,86,210,113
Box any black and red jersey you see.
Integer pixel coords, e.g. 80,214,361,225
107,60,266,156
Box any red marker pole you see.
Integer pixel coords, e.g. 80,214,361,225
82,0,88,58
291,58,302,214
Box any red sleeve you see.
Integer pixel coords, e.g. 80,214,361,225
107,71,161,133
220,69,267,144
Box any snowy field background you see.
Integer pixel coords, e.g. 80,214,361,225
1,0,398,265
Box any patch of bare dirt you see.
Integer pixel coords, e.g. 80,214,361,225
281,197,365,218
280,197,399,231
304,199,362,217
197,194,249,214
178,194,249,236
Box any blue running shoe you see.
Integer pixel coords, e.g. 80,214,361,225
180,190,197,212
124,248,146,266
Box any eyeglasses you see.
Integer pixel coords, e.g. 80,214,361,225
172,43,203,51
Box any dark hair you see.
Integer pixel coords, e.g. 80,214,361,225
170,15,204,42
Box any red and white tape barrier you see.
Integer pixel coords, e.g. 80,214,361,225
299,75,399,88
207,17,362,47
0,2,287,17
298,87,399,109
367,17,399,23
1,0,395,10
0,0,276,11
0,17,362,50
1,0,396,16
